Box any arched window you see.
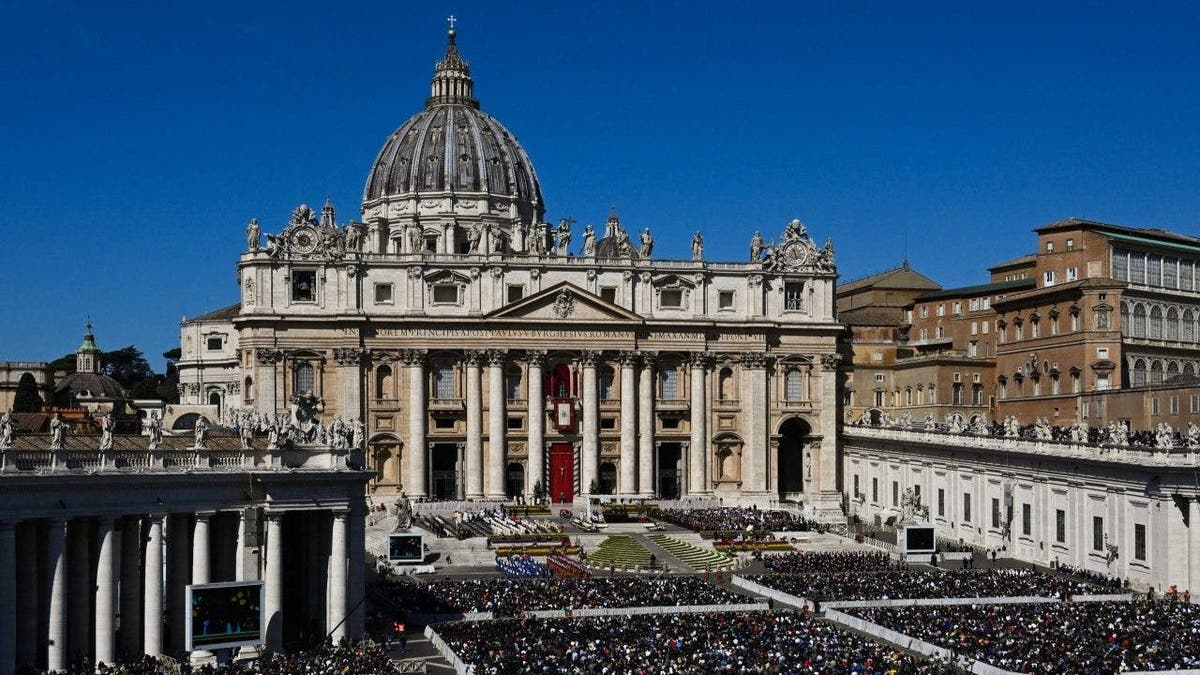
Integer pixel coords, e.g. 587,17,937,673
244,376,254,400
1166,361,1180,381
293,362,315,395
1166,307,1180,341
784,369,803,401
659,367,680,399
599,366,615,400
1120,302,1130,336
1183,309,1196,343
1150,360,1164,385
505,367,522,401
1133,304,1146,338
375,365,393,400
1149,306,1163,340
718,367,735,401
208,391,222,407
433,360,455,399
1185,362,1196,377
1131,358,1147,387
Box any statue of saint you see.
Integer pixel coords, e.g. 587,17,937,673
194,417,209,449
266,418,280,450
394,492,413,530
352,417,365,449
50,413,68,450
0,408,15,448
750,231,764,261
466,223,482,252
640,228,654,257
582,223,596,257
99,412,115,451
147,414,163,449
691,231,704,261
239,414,254,450
246,218,261,252
556,219,572,255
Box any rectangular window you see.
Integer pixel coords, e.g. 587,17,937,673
1044,271,1055,286
1152,398,1160,416
1134,524,1146,561
1066,238,1074,251
1148,254,1162,286
982,297,991,310
1092,516,1104,552
1164,258,1178,288
1046,241,1054,253
872,478,879,503
874,373,886,383
969,298,980,311
507,416,523,430
892,481,899,506
434,417,455,430
963,493,972,523
991,497,1001,529
937,488,945,517
982,321,989,335
1112,250,1129,281
660,369,680,399
600,286,618,304
600,417,616,430
1066,267,1078,281
953,301,962,315
291,270,316,302
920,306,929,319
784,282,803,310
1191,394,1199,413
506,284,525,303
433,364,455,399
1056,509,1066,543
1022,503,1032,536
1170,396,1180,414
206,336,223,351
971,321,978,335
660,289,684,308
1130,252,1145,284
374,283,394,304
718,290,735,310
937,304,945,317
968,340,978,357
432,284,460,304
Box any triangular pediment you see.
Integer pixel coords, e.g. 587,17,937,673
487,281,644,323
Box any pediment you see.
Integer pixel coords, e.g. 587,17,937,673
487,281,644,323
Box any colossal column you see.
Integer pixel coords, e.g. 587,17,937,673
742,353,770,494
618,351,637,494
405,349,428,497
143,515,164,657
47,517,68,672
580,351,600,495
347,497,366,638
264,512,283,652
486,350,507,499
167,514,190,653
328,511,348,640
526,351,546,496
637,353,656,496
688,353,710,495
68,518,90,663
16,522,37,668
465,351,484,499
1191,498,1200,597
119,516,143,656
95,517,118,668
0,521,14,675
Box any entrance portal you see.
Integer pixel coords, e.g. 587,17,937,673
505,462,524,498
430,443,459,499
656,443,682,499
549,443,574,503
778,418,811,497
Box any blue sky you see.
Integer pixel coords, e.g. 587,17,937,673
2,1,1198,368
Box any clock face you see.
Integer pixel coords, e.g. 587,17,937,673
290,226,318,254
780,241,807,267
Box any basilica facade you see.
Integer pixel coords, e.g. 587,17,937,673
178,28,845,516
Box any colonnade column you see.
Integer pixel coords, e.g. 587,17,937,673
328,511,348,640
465,351,484,499
405,350,428,497
190,513,213,661
742,354,770,495
68,518,89,662
1190,498,1200,596
120,516,143,656
0,521,14,675
95,517,118,667
167,514,190,653
526,351,546,496
143,514,164,657
637,353,656,497
47,516,68,672
486,350,507,499
581,351,599,495
688,353,710,495
618,351,637,494
347,498,366,638
264,512,283,652
16,522,36,669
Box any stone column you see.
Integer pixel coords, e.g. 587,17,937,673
167,514,190,653
191,513,213,663
328,511,348,640
144,515,164,657
688,353,710,495
336,348,363,432
234,509,247,581
1190,498,1200,596
526,351,546,496
637,353,656,497
264,512,283,652
618,351,637,494
0,521,14,675
120,516,142,656
16,522,36,669
347,498,366,638
742,354,770,495
47,516,68,672
254,350,280,417
68,517,90,663
814,354,842,507
405,350,428,497
95,517,117,668
487,350,507,499
465,351,484,499
580,351,600,495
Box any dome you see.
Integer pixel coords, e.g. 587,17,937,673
362,28,544,226
55,372,126,401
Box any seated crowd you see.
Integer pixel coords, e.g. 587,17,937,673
748,568,1119,603
852,600,1200,673
436,610,931,674
761,550,896,575
651,506,819,534
40,640,403,675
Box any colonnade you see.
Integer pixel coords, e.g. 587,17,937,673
0,507,361,673
395,348,778,500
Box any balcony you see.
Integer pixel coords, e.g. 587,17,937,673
428,398,465,411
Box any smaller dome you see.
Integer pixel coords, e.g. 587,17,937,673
55,372,126,400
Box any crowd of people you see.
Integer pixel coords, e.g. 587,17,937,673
651,506,819,534
853,600,1200,673
435,610,935,674
38,640,404,675
749,568,1118,603
761,551,897,575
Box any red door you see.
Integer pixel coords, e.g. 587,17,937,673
549,443,574,504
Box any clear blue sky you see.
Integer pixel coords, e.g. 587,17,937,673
3,1,1198,369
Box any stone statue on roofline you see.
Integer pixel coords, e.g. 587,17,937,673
246,218,261,252
556,218,573,255
50,412,68,450
582,223,596,257
147,414,163,450
640,228,654,257
0,408,14,448
99,412,115,451
691,231,704,261
194,417,209,449
750,231,764,261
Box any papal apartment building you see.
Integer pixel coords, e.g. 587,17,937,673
177,28,846,517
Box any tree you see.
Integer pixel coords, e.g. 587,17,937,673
12,372,43,412
159,348,181,403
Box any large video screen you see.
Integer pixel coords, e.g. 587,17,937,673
186,581,264,651
904,525,936,554
388,533,425,563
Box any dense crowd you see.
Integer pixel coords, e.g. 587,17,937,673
39,640,404,675
761,551,896,575
748,568,1118,603
651,506,819,534
853,600,1200,673
436,610,931,674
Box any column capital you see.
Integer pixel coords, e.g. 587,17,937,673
486,349,508,368
687,351,713,369
263,510,284,522
333,348,367,367
194,511,216,522
639,351,657,368
400,349,428,366
331,509,350,521
819,353,842,371
615,350,639,367
742,352,771,369
522,350,547,366
579,350,600,367
464,350,487,367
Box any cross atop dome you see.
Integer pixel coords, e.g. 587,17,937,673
430,18,476,108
